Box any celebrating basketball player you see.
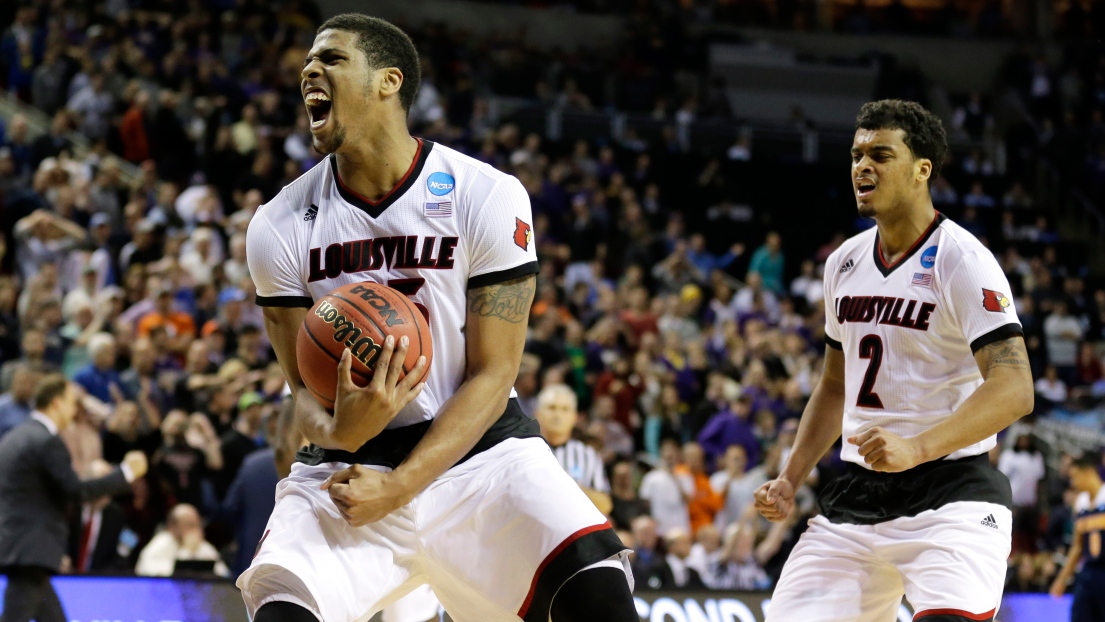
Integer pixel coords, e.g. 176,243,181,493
238,14,635,622
755,100,1033,622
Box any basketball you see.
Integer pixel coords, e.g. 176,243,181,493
296,282,432,409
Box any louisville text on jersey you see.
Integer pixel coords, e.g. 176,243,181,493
313,299,383,367
308,236,460,282
834,295,936,331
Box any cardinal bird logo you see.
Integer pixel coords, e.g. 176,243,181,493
514,218,532,251
982,288,1011,313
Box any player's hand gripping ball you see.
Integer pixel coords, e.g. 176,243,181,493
296,282,433,409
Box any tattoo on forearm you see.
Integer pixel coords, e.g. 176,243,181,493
467,276,535,323
981,336,1029,371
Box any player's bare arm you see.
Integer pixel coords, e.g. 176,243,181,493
263,306,425,452
755,346,845,522
323,274,536,526
1051,518,1084,597
851,335,1033,472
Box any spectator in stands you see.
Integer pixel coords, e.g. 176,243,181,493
1044,300,1084,385
676,442,723,535
0,329,54,392
1035,365,1068,406
639,439,692,534
73,333,123,405
630,515,662,588
217,392,267,496
998,434,1047,553
748,232,785,295
710,444,766,533
153,410,222,514
0,364,38,438
135,503,228,577
610,461,648,530
698,394,759,470
651,528,706,590
137,287,197,352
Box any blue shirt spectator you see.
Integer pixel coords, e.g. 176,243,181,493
687,234,742,277
73,333,123,405
0,366,36,438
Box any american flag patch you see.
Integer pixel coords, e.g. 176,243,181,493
424,201,452,218
912,273,933,287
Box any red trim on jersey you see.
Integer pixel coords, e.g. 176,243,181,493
332,138,424,206
913,607,996,621
516,521,612,618
876,210,942,271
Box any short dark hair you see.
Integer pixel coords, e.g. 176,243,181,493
1072,452,1101,471
855,99,947,184
34,373,70,410
317,14,421,113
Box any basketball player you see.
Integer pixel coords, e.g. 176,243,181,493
1050,452,1105,622
535,384,612,515
754,100,1034,622
238,14,634,622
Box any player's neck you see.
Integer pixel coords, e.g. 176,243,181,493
874,201,936,265
332,128,420,202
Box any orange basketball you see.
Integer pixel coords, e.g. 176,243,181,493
296,282,432,410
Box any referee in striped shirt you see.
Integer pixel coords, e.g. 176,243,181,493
536,385,612,515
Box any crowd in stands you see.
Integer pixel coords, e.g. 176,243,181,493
0,0,1103,596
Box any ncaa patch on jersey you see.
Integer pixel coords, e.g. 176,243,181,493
982,288,1011,313
427,172,455,196
920,245,938,269
514,218,532,250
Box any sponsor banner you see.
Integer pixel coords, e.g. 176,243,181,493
0,577,1073,622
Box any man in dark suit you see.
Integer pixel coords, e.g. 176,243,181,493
0,374,147,622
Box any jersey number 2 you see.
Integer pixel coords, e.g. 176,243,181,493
387,278,430,323
857,335,885,409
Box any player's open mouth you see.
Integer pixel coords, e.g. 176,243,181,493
306,91,332,129
856,180,876,198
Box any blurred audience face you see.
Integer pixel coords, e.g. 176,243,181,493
631,516,658,551
10,367,39,403
723,445,748,474
167,504,204,547
696,525,721,553
161,410,189,443
683,442,705,473
659,439,681,469
665,529,692,559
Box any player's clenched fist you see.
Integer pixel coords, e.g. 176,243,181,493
754,478,795,523
848,426,924,473
321,464,413,527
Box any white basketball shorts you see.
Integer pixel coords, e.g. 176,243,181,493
237,437,632,622
766,501,1012,622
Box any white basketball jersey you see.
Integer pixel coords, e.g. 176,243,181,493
246,139,539,428
823,213,1022,466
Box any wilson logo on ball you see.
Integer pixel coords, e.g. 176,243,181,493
314,300,382,366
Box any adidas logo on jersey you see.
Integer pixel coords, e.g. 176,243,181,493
839,259,855,274
981,514,998,529
304,204,318,221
